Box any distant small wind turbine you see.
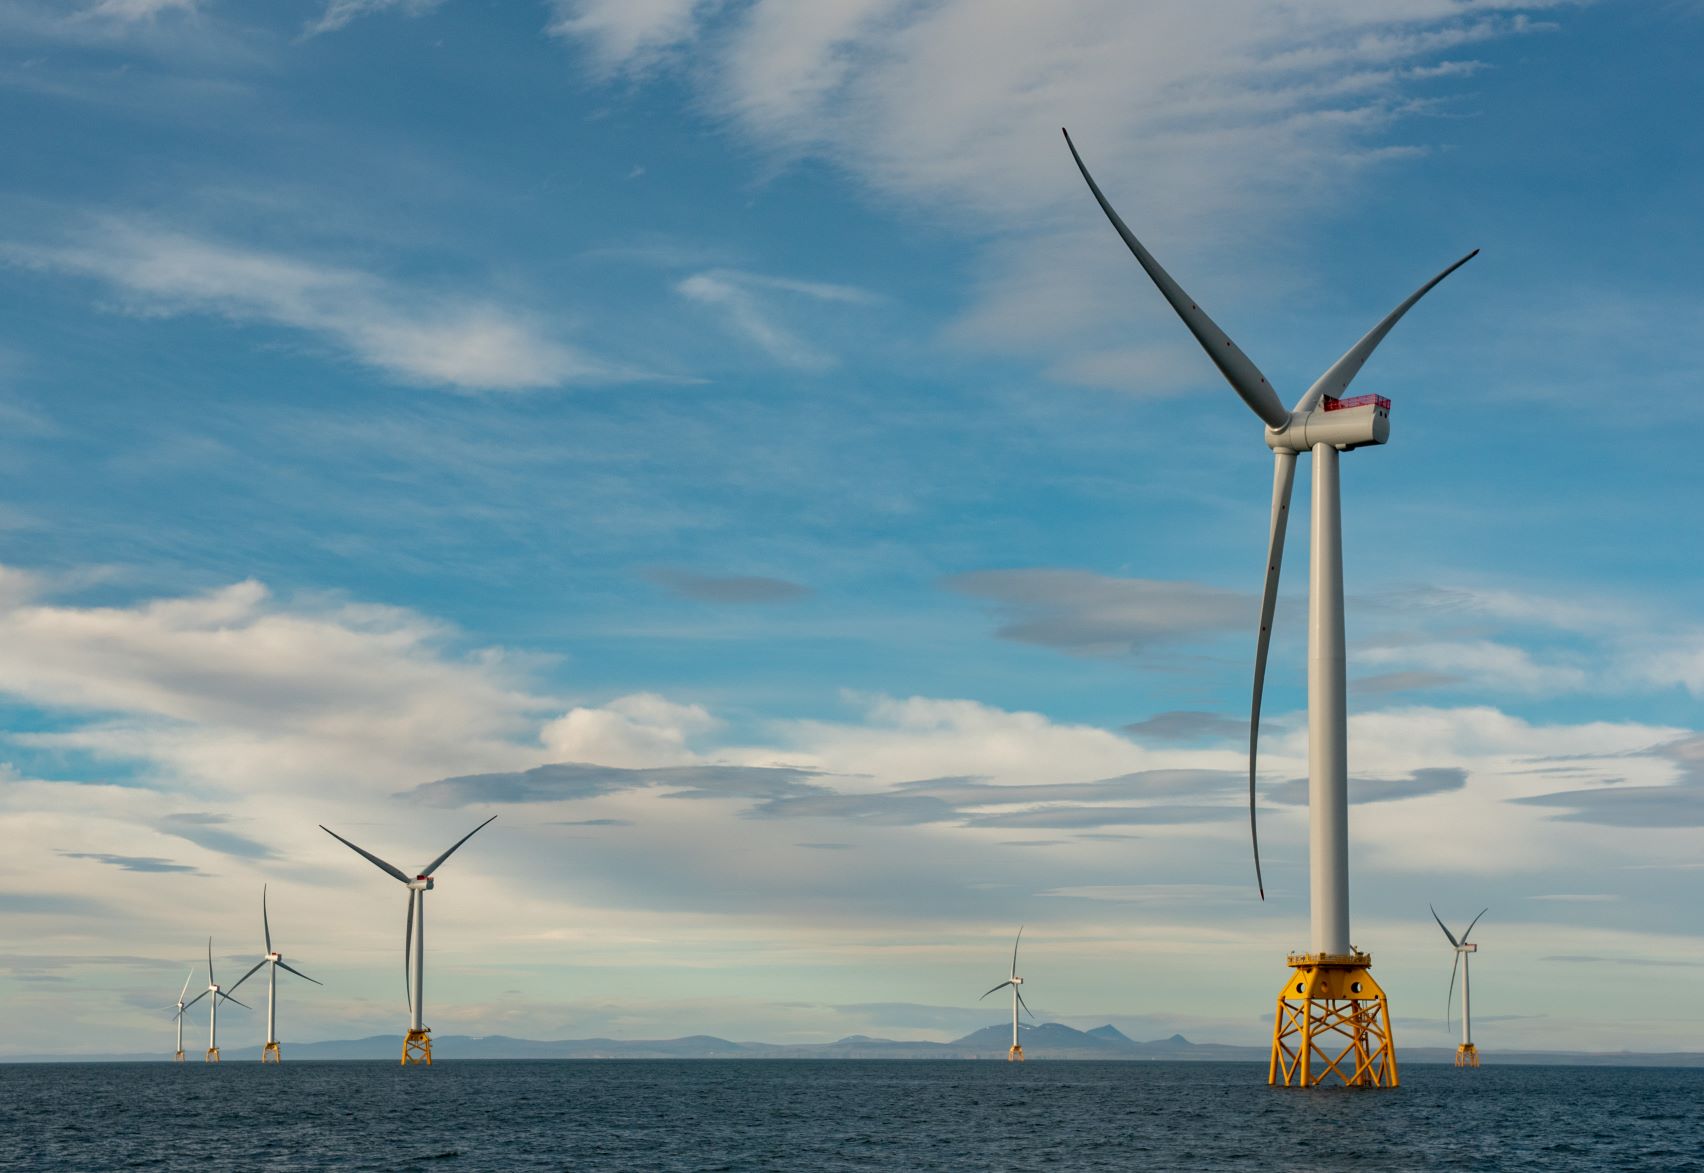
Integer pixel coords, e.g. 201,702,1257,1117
180,938,248,1062
320,815,496,1065
166,968,194,1061
227,886,322,1063
1431,905,1487,1068
979,927,1035,1062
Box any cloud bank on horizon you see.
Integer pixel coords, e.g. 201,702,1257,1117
0,0,1700,1056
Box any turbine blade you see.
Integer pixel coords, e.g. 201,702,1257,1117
320,825,412,884
1012,926,1023,980
182,990,209,1012
979,980,1013,1001
1062,128,1289,429
207,937,215,987
1292,249,1479,414
1430,904,1461,947
278,960,322,986
1461,907,1489,943
404,889,415,1015
263,885,272,955
418,814,498,877
226,959,266,996
1248,450,1296,901
218,990,250,1011
1015,988,1036,1021
179,968,194,1004
1446,949,1462,1031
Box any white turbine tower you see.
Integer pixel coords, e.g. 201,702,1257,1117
166,968,194,1061
1431,905,1487,1068
320,815,496,1065
1064,128,1477,1088
978,927,1035,1062
227,885,322,1063
179,938,248,1062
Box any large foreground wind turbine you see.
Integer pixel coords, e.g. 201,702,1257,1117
180,938,248,1062
978,927,1035,1062
320,816,496,1065
228,886,322,1062
1431,905,1487,1067
1064,128,1476,1088
167,968,194,1061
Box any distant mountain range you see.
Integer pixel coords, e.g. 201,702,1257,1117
14,1021,1704,1065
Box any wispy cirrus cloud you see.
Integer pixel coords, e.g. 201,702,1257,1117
549,1,1569,384
83,0,200,18
675,268,875,370
545,0,716,77
4,219,623,391
304,0,444,37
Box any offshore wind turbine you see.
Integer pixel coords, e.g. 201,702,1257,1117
978,927,1035,1062
180,938,248,1062
167,968,194,1061
1431,905,1487,1068
1064,128,1476,1088
227,886,322,1062
320,815,496,1065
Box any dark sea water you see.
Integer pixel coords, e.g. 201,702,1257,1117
2,1060,1700,1172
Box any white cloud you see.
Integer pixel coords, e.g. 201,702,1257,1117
1641,631,1704,698
5,220,617,391
0,568,550,793
4,569,1698,1055
675,267,873,370
545,0,717,76
304,0,444,37
83,0,199,19
540,693,721,767
551,1,1569,385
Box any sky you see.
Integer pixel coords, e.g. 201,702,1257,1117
1,0,1701,1059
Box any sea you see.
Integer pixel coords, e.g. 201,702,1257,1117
2,1060,1700,1171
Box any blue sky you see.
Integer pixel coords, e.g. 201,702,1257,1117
1,0,1701,1057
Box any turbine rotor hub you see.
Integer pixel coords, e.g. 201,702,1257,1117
408,876,434,891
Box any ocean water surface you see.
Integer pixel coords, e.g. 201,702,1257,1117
2,1059,1699,1171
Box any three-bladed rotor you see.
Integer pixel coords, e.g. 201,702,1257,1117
320,816,496,1014
181,937,250,1015
1431,904,1487,1028
1063,128,1476,900
978,926,1036,1021
228,885,323,999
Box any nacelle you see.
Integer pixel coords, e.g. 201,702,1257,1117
1266,394,1390,453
